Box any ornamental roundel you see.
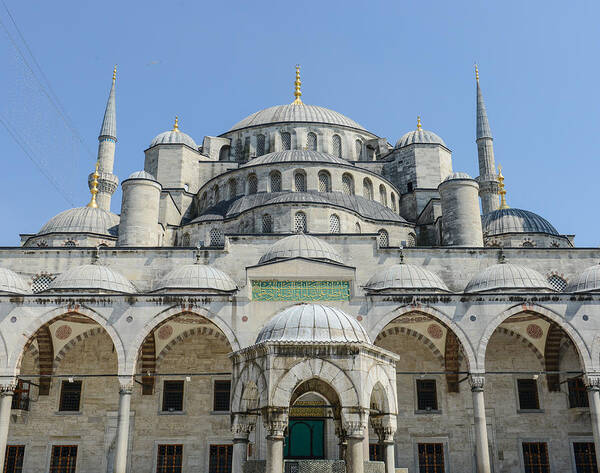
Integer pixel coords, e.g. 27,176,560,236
55,325,72,340
427,323,443,339
157,324,174,340
526,324,543,339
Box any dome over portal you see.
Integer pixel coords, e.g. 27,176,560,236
259,234,344,265
566,264,600,293
365,263,449,292
153,264,237,293
47,264,136,293
0,268,30,294
465,262,552,293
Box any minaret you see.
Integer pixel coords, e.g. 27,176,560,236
89,66,119,211
475,65,500,214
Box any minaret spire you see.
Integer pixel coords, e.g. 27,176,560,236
474,64,500,214
292,65,303,105
99,66,117,141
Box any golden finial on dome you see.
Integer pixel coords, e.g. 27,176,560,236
292,64,303,105
497,164,509,209
173,116,179,132
475,63,479,83
416,116,422,130
87,161,100,208
113,65,117,82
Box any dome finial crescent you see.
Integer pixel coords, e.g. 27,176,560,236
86,161,100,208
292,64,303,105
173,116,179,132
497,164,509,209
416,116,422,130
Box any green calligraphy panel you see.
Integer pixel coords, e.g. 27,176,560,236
251,280,350,301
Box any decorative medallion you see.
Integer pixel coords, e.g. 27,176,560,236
427,323,443,339
526,324,543,339
357,316,363,322
242,316,248,322
158,324,174,340
55,325,72,340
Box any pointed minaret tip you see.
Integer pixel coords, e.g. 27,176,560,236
292,64,303,105
475,63,479,83
476,64,492,141
99,66,117,141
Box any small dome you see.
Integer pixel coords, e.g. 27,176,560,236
241,150,349,168
365,263,449,292
154,264,237,292
482,208,559,236
465,262,553,293
396,129,446,148
126,170,156,181
443,172,473,182
38,207,119,237
150,129,197,149
259,234,343,265
256,304,370,344
0,268,29,294
47,264,136,293
566,264,600,293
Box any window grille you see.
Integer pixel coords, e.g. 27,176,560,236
31,274,55,293
407,233,416,247
416,380,438,411
417,443,445,473
228,179,237,199
281,132,291,150
11,380,30,411
369,444,382,462
379,185,387,206
548,275,567,291
294,173,306,192
318,172,331,192
36,240,48,248
391,193,397,211
248,175,258,194
4,445,24,473
355,139,363,160
342,174,354,195
522,442,549,472
262,215,273,233
307,132,317,151
270,172,281,192
517,379,540,410
378,230,389,247
209,445,233,473
213,380,231,412
568,378,589,408
162,380,184,412
210,228,224,247
294,212,307,234
49,446,77,473
243,137,250,159
332,135,342,158
355,222,361,234
182,233,191,247
329,214,340,233
234,139,242,161
157,444,183,473
574,442,597,472
522,241,534,248
363,179,373,200
59,381,82,412
63,240,76,248
256,134,266,156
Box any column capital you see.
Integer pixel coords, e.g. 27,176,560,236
118,376,134,394
341,407,369,439
371,414,397,444
232,414,255,441
584,374,600,392
262,407,288,440
469,374,485,392
0,380,17,396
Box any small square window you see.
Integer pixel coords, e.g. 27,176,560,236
416,380,438,411
568,378,589,408
59,381,82,412
157,444,183,473
4,445,24,473
49,445,77,473
162,381,184,412
517,379,540,410
522,442,549,472
213,380,231,412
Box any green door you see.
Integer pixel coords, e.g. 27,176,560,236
284,419,325,459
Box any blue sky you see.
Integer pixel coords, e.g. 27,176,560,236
0,0,598,246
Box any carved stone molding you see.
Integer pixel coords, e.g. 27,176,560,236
584,374,600,392
262,407,289,439
232,414,255,440
469,375,485,392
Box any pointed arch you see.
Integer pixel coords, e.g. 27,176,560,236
231,361,268,413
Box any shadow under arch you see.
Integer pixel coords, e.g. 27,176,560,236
291,378,343,420
231,361,268,414
364,363,397,414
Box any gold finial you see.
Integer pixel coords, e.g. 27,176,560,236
497,164,509,209
292,64,303,105
475,63,479,82
416,116,422,130
173,116,179,131
87,162,100,208
113,65,117,82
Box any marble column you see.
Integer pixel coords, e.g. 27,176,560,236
584,375,600,458
373,415,397,473
335,420,347,460
470,375,491,473
0,382,15,471
113,380,133,473
232,414,255,473
362,411,370,460
262,407,288,473
344,416,366,473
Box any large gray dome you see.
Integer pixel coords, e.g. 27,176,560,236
259,234,343,265
365,263,449,292
566,264,600,293
38,207,119,237
150,129,197,149
465,263,552,293
153,264,237,292
396,129,446,148
229,104,366,132
256,304,370,344
241,150,349,168
47,264,136,293
0,268,29,294
482,208,558,236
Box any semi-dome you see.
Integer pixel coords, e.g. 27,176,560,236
465,262,553,293
38,207,119,237
126,170,157,181
153,264,237,292
443,172,473,182
229,103,367,132
0,268,30,294
259,234,344,265
482,208,559,236
241,150,349,168
256,304,370,344
396,128,446,148
365,263,449,292
47,264,136,293
566,264,600,293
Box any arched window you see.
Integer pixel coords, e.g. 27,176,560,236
378,229,389,247
307,132,317,151
270,171,282,192
318,171,331,192
379,185,387,206
63,240,76,247
256,134,266,156
244,137,251,159
522,241,534,248
281,132,291,150
262,214,273,233
329,214,340,233
228,179,237,199
363,178,373,200
182,233,191,247
342,173,354,195
219,145,230,161
355,139,363,160
235,139,243,161
210,228,224,246
248,174,258,194
406,233,416,247
294,212,307,233
294,172,306,192
332,134,342,158
548,275,567,291
355,222,361,234
391,193,397,211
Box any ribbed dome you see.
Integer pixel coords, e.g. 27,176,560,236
396,129,446,148
229,104,366,132
150,130,197,149
38,207,119,236
443,172,473,182
0,268,29,294
566,264,600,293
482,208,559,236
259,234,343,265
47,264,136,293
256,304,370,344
126,170,157,181
365,263,449,292
465,263,553,293
154,264,237,292
241,150,349,168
